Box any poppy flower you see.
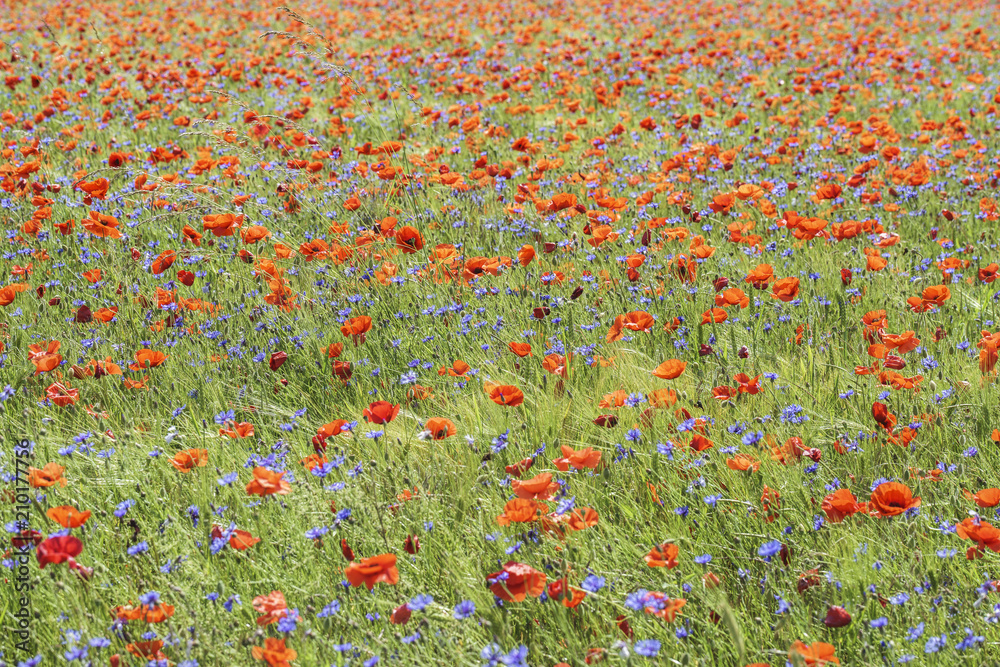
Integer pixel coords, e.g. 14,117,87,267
423,417,457,440
168,448,208,473
507,342,533,357
487,561,546,602
211,524,260,551
220,421,255,438
46,505,91,528
823,606,852,628
645,542,679,568
726,454,760,472
129,349,168,370
340,315,372,345
44,382,79,407
821,489,865,522
972,488,1000,508
652,359,686,379
363,401,400,424
505,458,534,478
868,482,920,518
114,600,175,623
81,210,121,239
125,641,167,662
547,578,586,608
496,499,547,526
246,467,292,497
268,351,288,371
955,517,1000,559
701,307,728,324
396,226,424,253
487,384,524,407
345,553,400,590
745,263,774,289
37,535,83,568
553,445,601,471
771,277,800,302
252,638,297,667
439,360,471,377
390,603,412,625
511,472,559,500
252,591,289,625
593,414,619,427
789,641,840,666
29,462,67,488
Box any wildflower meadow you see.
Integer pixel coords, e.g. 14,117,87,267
3,0,1000,665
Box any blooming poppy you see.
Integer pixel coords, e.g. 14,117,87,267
487,384,524,407
651,359,686,379
552,445,601,471
496,499,547,526
246,467,292,497
363,401,400,424
868,482,920,518
423,417,457,440
252,638,297,667
487,561,546,602
37,535,83,568
169,448,208,473
789,641,840,665
821,489,865,522
29,462,67,488
345,553,400,589
46,505,91,528
511,472,559,500
645,541,679,568
252,591,289,625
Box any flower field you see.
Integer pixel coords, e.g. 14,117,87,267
3,0,1000,664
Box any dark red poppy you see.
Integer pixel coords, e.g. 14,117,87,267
37,535,83,568
269,352,287,371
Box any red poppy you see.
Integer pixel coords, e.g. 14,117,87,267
487,561,546,602
37,535,83,568
345,553,400,589
363,401,400,424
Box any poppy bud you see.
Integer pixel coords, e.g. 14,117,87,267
713,276,729,291
681,204,691,216
269,351,288,371
403,534,420,554
110,655,121,667
641,229,651,246
340,538,355,561
779,543,791,566
738,345,749,359
593,414,618,427
883,355,905,370
699,344,714,356
390,603,411,625
702,572,721,589
823,606,852,628
48,296,60,306
626,268,640,282
570,286,584,300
